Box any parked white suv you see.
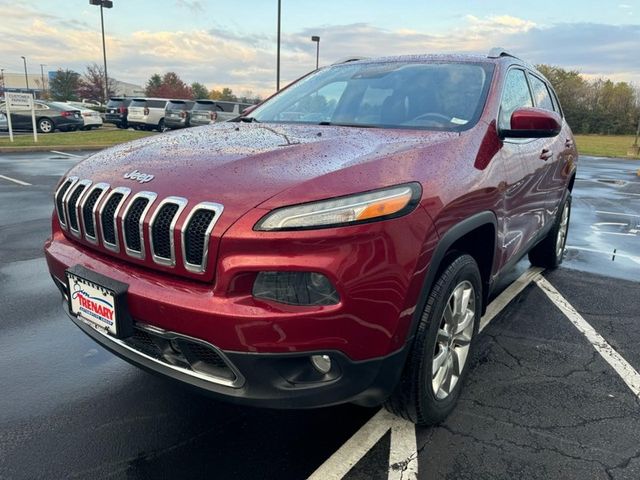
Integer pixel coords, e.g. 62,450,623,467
127,98,169,131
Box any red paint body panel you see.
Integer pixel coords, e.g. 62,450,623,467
44,54,578,383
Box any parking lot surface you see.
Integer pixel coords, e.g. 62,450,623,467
1,151,638,479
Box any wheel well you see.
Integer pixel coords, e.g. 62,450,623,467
443,223,495,311
568,172,576,192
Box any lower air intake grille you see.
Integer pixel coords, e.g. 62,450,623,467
152,203,179,259
101,193,124,245
124,197,149,252
184,209,216,266
82,188,104,238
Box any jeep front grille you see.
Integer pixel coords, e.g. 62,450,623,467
54,178,222,274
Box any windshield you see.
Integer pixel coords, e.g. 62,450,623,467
251,61,494,131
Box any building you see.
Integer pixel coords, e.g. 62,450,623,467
0,70,144,99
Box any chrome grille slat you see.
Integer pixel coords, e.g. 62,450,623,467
80,182,110,244
99,187,131,252
54,176,78,230
56,177,223,275
181,202,224,274
121,191,157,259
66,179,92,237
149,196,188,267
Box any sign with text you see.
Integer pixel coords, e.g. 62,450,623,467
6,92,34,110
4,92,37,143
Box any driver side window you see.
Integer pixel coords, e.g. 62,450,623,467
499,69,533,131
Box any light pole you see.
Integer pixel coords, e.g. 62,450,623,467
21,56,29,91
0,68,5,93
276,0,281,91
40,64,47,98
311,36,320,70
89,0,113,103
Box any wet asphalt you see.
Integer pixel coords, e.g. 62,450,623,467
0,151,639,479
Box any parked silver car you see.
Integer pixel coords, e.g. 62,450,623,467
189,100,254,127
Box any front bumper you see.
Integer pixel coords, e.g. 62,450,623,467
57,294,406,408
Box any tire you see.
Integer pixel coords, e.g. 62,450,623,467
385,254,482,425
528,194,571,269
38,118,54,133
156,119,165,132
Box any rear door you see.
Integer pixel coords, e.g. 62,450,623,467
527,73,573,214
498,67,548,261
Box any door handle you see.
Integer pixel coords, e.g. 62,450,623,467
540,149,553,161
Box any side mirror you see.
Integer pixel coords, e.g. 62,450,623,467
501,107,562,139
241,104,258,115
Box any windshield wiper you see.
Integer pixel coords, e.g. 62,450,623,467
318,121,376,128
238,116,260,123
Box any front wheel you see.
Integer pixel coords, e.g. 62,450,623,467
528,194,571,269
38,118,54,133
385,254,481,425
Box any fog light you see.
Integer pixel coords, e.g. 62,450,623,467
310,354,332,374
253,271,339,306
170,339,182,354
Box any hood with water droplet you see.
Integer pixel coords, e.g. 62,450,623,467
69,123,458,221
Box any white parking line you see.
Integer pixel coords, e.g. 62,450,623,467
566,245,640,265
595,210,640,218
309,266,544,480
50,150,82,158
535,277,640,399
0,174,31,186
480,267,544,332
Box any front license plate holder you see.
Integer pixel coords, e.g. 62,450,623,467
65,265,133,339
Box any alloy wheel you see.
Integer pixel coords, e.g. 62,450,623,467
431,280,475,400
39,119,53,133
556,201,570,258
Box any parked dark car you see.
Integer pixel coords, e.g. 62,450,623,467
164,100,195,129
45,49,577,425
104,98,132,129
0,101,83,133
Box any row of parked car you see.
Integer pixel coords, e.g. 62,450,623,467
105,98,254,131
0,99,103,133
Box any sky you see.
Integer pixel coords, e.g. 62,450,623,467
1,0,639,97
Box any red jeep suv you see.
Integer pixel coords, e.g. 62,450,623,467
45,49,577,425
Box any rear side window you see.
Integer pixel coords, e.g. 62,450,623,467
499,69,533,130
148,100,167,109
528,74,555,112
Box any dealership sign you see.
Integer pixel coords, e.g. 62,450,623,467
4,92,38,143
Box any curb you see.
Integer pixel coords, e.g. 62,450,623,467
0,145,110,153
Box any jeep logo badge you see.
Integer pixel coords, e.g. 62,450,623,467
123,169,155,184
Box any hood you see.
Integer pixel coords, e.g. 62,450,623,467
69,123,457,225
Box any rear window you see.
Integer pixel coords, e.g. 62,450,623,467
107,99,127,108
216,102,237,113
130,99,147,108
193,101,220,111
148,100,168,109
167,100,194,110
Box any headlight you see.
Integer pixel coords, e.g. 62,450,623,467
255,183,421,231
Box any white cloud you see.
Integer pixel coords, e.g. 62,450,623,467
1,4,638,98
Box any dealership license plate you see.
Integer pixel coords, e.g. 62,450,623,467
67,272,118,335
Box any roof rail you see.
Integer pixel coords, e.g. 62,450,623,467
487,47,520,60
331,56,370,65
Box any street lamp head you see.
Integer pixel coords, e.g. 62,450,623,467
21,56,26,60
311,36,320,42
89,0,113,7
